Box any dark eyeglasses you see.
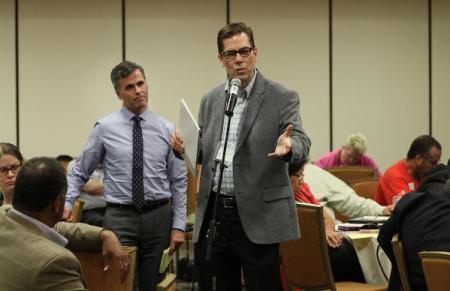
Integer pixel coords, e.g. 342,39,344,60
292,173,304,181
0,164,21,176
222,47,253,61
422,156,440,166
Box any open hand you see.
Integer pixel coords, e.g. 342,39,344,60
267,124,293,158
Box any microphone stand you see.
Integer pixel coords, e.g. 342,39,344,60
205,94,237,264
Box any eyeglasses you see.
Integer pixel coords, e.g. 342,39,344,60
422,156,440,166
222,47,253,61
0,164,21,176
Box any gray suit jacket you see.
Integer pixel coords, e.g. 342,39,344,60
193,72,310,244
0,205,103,291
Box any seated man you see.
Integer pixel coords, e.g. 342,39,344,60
67,159,106,226
314,133,381,177
0,157,128,290
289,159,365,283
378,160,450,291
304,163,391,222
375,135,442,206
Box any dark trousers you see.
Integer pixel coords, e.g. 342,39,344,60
103,204,172,291
81,207,105,227
328,238,365,283
195,194,283,291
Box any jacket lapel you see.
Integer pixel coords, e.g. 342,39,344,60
236,73,265,152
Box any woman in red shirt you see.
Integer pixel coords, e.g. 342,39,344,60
288,158,365,283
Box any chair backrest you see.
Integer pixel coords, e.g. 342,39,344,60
74,245,137,291
70,199,85,222
419,251,450,291
281,203,336,291
326,166,376,185
349,178,379,200
391,234,411,291
157,273,177,291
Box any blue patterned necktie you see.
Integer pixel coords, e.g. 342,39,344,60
132,115,144,209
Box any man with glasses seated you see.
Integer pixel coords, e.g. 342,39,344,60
170,22,310,291
375,135,442,206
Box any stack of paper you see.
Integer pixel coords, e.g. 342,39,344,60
159,247,173,273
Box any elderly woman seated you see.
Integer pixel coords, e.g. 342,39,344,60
314,133,381,177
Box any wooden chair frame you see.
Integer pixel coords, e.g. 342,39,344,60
391,234,411,291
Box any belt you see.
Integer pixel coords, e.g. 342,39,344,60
107,198,169,212
218,194,237,209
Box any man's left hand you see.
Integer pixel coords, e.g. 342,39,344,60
268,124,293,158
169,229,185,254
100,230,129,282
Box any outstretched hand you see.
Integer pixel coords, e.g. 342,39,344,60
267,124,293,158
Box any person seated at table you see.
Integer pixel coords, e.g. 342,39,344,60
0,157,129,290
56,154,73,174
303,163,392,223
67,159,106,226
375,135,442,206
289,158,365,283
314,133,381,177
0,142,24,205
378,159,450,291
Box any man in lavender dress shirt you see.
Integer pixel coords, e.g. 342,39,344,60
64,61,187,291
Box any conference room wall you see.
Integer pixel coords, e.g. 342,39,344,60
0,0,16,144
433,0,450,166
125,0,226,125
18,0,122,158
334,0,429,172
231,0,330,162
0,0,448,172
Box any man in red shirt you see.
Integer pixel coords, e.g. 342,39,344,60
375,135,441,206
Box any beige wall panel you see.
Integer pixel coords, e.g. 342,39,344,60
231,0,330,161
20,0,122,158
0,0,16,144
433,0,450,164
334,0,428,172
126,0,226,124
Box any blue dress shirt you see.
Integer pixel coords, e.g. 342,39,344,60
66,107,187,230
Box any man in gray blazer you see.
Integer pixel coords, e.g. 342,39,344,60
171,22,310,291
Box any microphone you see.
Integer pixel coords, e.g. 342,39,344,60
225,78,241,116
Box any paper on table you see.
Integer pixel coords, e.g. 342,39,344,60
178,99,200,173
159,247,172,273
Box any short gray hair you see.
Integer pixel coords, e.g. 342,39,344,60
110,61,146,93
344,133,367,154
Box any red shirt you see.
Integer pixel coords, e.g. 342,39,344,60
295,183,320,205
375,159,419,206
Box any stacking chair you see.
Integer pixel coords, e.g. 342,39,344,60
74,246,137,291
280,203,386,291
349,178,379,200
326,166,376,185
157,273,177,291
70,198,85,222
391,234,411,291
419,251,450,291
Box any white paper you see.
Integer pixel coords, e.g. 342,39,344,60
178,99,200,173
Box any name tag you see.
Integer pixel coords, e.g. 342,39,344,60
408,182,415,191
